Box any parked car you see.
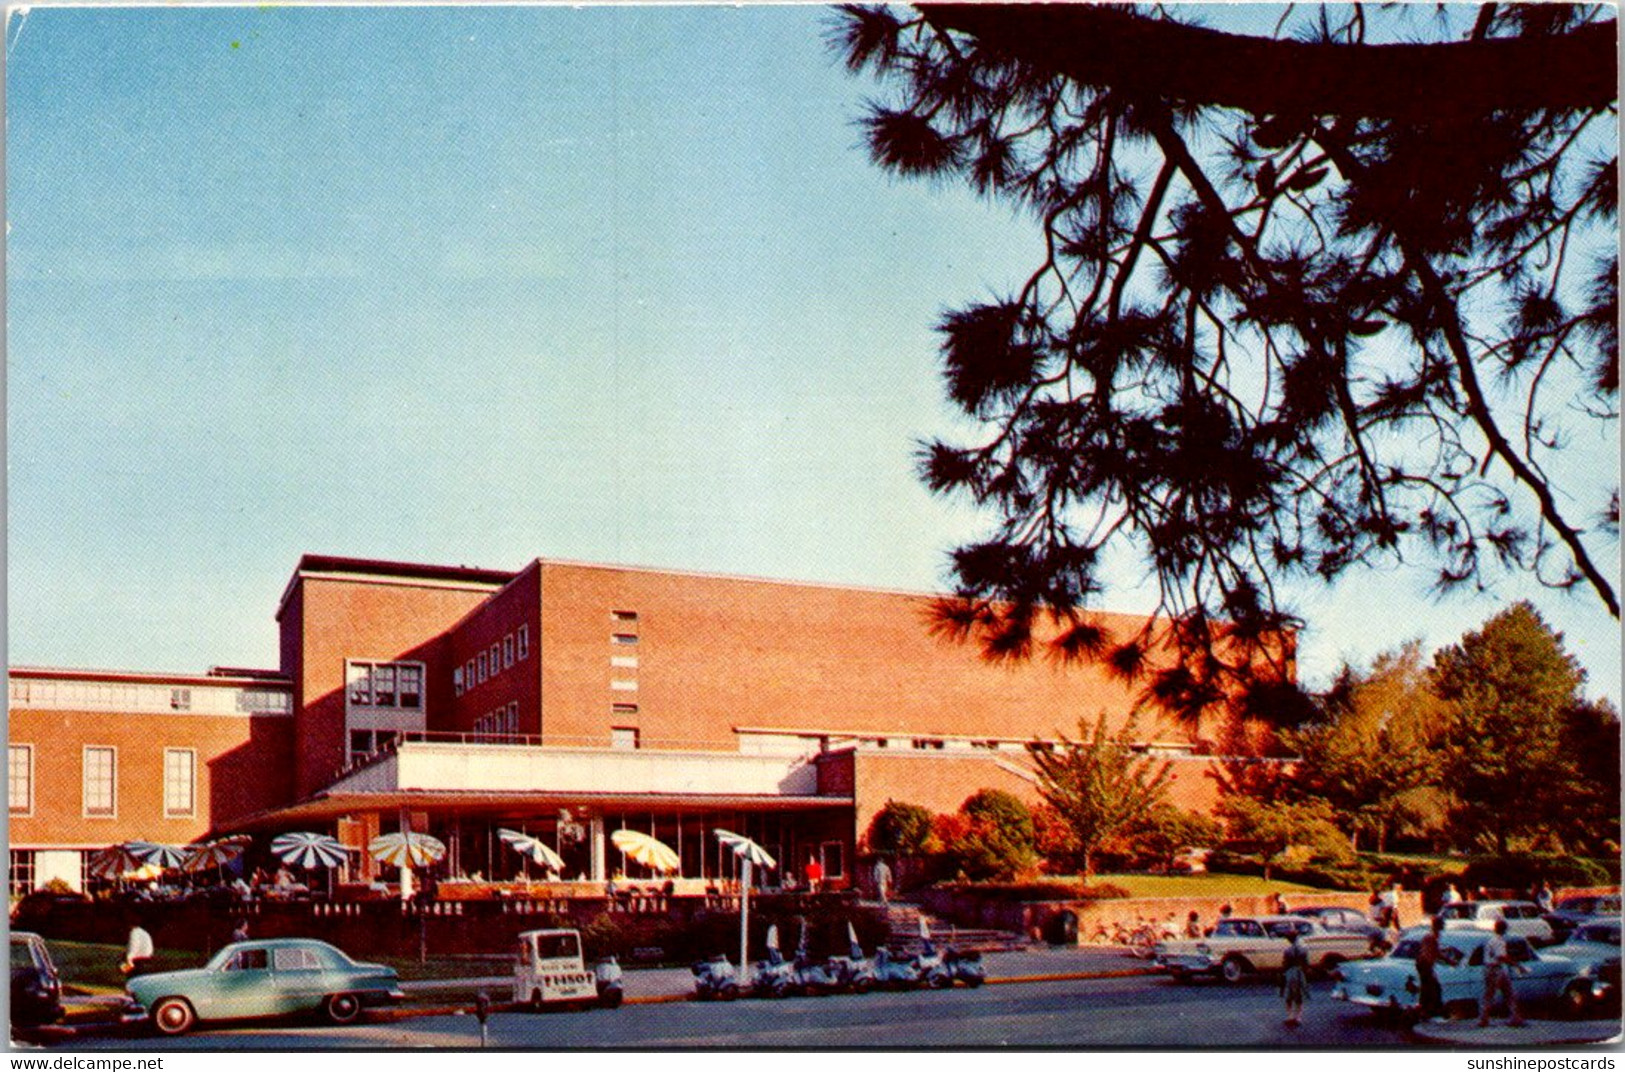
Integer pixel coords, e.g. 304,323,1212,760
1153,915,1379,983
11,931,64,1029
1546,919,1623,1017
1544,894,1622,944
1331,930,1579,1020
1289,906,1389,947
1436,900,1555,945
125,938,404,1035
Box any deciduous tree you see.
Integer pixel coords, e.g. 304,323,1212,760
1028,713,1173,875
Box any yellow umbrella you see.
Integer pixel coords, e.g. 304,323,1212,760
368,831,446,869
609,829,679,874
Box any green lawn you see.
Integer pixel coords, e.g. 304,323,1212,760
1091,873,1325,897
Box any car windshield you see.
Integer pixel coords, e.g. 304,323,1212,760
10,938,46,972
1439,904,1480,920
1390,939,1421,960
535,934,580,959
1264,921,1305,938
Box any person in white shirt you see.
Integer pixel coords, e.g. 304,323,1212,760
122,920,154,977
1477,919,1526,1028
1441,883,1462,906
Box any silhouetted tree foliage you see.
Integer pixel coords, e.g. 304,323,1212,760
835,3,1619,725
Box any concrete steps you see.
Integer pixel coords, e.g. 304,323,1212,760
873,901,1030,955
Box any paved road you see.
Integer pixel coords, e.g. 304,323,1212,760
52,974,1436,1049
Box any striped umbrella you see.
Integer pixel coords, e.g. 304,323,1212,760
270,832,349,870
497,828,566,871
713,829,776,986
86,842,148,880
609,829,679,874
183,836,251,873
712,829,776,870
368,831,446,869
129,841,191,870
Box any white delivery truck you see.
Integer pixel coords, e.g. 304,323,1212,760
512,929,623,1011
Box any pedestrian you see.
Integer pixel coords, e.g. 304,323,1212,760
1280,929,1310,1026
1477,918,1525,1028
1441,882,1462,907
231,918,250,944
1270,892,1288,915
1185,910,1203,938
122,916,154,978
872,857,893,904
1416,916,1444,1022
1535,882,1554,913
804,856,824,894
1379,881,1402,930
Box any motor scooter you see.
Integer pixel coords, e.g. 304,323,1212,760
825,922,877,994
944,946,985,988
907,917,952,989
691,953,740,1001
593,955,624,1008
872,945,922,990
752,924,799,999
792,919,835,996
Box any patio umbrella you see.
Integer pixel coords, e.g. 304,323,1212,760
129,841,191,871
368,831,446,869
497,828,565,872
609,829,679,874
714,829,777,986
270,832,349,870
86,842,147,880
182,836,251,874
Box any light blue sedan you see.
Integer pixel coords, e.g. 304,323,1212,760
1331,931,1577,1021
126,938,404,1035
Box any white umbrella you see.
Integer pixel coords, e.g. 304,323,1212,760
609,829,679,874
129,841,190,870
497,828,565,872
714,829,777,986
271,832,349,870
369,831,446,869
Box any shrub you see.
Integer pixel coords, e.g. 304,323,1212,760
1458,853,1613,893
940,790,1039,881
865,801,939,857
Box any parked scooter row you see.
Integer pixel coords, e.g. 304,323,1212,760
692,920,985,1000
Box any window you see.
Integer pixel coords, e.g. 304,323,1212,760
164,749,196,817
611,727,639,750
224,948,269,972
465,660,475,687
489,645,500,678
611,655,638,669
453,666,464,696
83,746,116,817
8,850,35,897
349,667,373,706
611,679,638,692
477,652,489,683
503,635,515,669
373,664,396,707
820,840,846,879
611,633,639,646
517,625,530,660
9,744,32,815
611,610,639,623
170,687,191,711
273,947,322,971
611,703,639,715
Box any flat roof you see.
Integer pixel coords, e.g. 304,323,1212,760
9,665,291,689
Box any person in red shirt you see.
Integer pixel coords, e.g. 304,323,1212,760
805,857,824,893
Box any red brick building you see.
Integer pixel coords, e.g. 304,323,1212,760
9,554,1236,895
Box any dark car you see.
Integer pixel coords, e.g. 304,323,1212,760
11,931,63,1029
1289,906,1388,950
1544,893,1622,944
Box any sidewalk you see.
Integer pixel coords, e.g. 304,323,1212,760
1410,1017,1621,1047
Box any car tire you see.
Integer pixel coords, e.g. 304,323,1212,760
152,997,196,1037
964,974,984,989
1219,956,1249,984
852,978,872,994
1170,970,1191,985
530,989,546,1012
323,992,362,1025
719,982,739,1001
599,987,623,1010
1559,983,1591,1020
1319,954,1344,976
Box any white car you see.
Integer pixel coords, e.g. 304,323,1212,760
1436,900,1555,945
1332,930,1578,1020
1153,915,1380,983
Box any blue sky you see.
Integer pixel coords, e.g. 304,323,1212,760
6,5,1619,703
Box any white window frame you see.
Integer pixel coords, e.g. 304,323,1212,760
477,652,489,683
610,726,640,751
82,745,117,819
9,743,33,816
503,635,515,669
489,643,501,676
453,666,464,696
517,625,530,660
164,748,196,818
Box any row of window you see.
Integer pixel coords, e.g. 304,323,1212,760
348,729,399,761
474,702,521,739
454,624,530,696
8,679,291,714
8,743,195,819
347,661,424,709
